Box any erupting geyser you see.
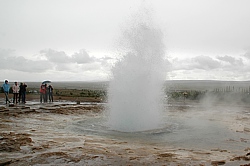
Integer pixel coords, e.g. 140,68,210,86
107,11,167,132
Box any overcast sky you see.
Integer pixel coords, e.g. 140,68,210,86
1,0,250,82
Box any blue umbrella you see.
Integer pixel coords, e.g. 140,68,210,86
42,80,51,84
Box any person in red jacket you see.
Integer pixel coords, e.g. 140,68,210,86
40,84,46,103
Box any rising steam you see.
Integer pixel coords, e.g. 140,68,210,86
107,9,167,132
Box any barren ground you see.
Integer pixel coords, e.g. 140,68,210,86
0,93,250,166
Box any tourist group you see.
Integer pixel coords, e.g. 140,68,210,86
2,80,53,104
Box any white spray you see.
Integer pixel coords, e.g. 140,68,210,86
107,10,167,132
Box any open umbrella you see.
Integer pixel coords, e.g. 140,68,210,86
42,80,51,84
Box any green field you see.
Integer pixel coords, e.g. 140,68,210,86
2,80,250,103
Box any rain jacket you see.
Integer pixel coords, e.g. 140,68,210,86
2,83,10,92
12,84,20,93
40,84,46,94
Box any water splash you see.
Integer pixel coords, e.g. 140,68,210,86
107,10,167,132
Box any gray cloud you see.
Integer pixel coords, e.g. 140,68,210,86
216,55,243,66
71,49,96,64
38,49,104,71
170,54,250,79
0,48,113,77
40,49,97,64
0,49,53,72
171,55,221,71
193,56,221,70
40,49,71,63
242,49,250,59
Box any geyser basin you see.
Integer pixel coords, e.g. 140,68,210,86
1,101,249,165
70,102,249,151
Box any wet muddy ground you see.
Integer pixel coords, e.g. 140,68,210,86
0,99,250,166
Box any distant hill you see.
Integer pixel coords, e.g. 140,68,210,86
165,80,250,91
4,80,250,91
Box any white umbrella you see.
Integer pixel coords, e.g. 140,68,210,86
42,80,51,84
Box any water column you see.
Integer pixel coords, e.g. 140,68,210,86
107,11,167,132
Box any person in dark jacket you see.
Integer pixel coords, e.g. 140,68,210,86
44,84,48,102
22,83,27,103
19,83,23,103
19,83,27,103
48,85,53,102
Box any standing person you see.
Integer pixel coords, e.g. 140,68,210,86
2,80,11,104
22,83,27,103
44,84,48,102
48,85,53,102
40,84,46,103
12,82,19,104
19,83,23,103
